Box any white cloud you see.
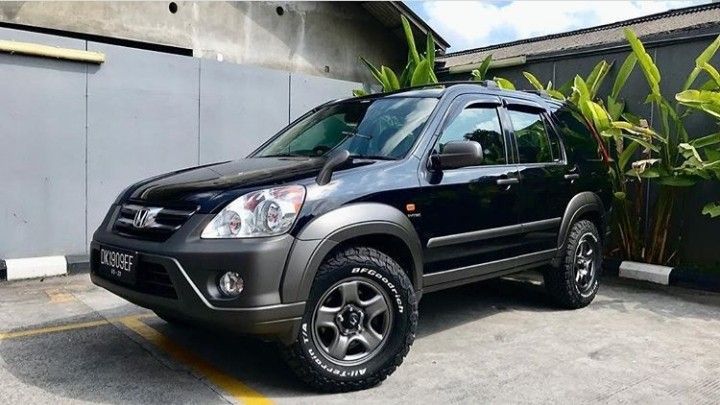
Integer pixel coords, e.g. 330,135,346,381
421,1,708,51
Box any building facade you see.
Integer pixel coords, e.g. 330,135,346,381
0,1,446,264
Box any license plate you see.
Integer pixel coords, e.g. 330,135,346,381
98,246,138,285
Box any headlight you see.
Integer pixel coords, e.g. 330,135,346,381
201,185,306,238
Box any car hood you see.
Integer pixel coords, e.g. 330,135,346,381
127,157,326,205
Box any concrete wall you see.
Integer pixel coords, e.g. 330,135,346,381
0,1,404,83
0,26,359,260
445,37,720,267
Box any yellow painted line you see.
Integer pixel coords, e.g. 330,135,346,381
46,289,76,303
0,313,154,340
121,317,272,405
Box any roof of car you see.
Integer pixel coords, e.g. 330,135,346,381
347,82,563,107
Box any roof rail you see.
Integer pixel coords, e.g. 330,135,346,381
521,89,555,100
383,80,500,93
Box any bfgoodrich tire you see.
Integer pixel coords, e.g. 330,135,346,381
282,246,418,392
544,219,602,309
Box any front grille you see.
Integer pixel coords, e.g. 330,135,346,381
114,203,196,241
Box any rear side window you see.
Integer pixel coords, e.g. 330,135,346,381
552,106,597,161
507,109,553,163
435,105,506,165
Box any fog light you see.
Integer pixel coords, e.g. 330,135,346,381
218,272,244,297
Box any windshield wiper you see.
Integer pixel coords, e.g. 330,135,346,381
260,153,308,158
350,154,399,161
341,130,373,140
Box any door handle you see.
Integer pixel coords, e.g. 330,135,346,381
564,173,580,180
496,178,520,186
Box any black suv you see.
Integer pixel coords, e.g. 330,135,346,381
91,82,611,392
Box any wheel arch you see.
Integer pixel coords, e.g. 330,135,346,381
281,203,423,303
555,192,606,261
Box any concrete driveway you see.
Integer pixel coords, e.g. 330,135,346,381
1,272,719,404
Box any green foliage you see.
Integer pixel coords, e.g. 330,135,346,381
470,55,493,81
508,29,720,264
493,77,515,90
676,90,720,119
356,15,437,94
703,202,720,218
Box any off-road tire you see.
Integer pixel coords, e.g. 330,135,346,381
281,246,418,392
544,219,602,309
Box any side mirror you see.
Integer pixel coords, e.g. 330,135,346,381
431,140,484,170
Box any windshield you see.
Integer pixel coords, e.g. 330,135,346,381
255,97,439,160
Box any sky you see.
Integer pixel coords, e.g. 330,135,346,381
406,1,712,52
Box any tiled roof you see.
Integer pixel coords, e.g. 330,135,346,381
439,3,720,69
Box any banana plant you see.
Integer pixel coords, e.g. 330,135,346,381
619,29,720,262
469,54,516,89
354,15,437,96
674,42,720,218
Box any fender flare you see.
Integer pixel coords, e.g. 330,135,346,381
555,191,606,260
281,203,423,303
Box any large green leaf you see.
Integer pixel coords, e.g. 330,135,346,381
624,28,661,96
401,15,421,66
702,62,720,87
682,34,720,91
494,77,515,90
582,100,611,132
619,140,641,170
706,148,720,162
611,53,637,99
547,89,566,101
586,61,612,98
426,33,436,69
573,75,591,102
690,132,720,149
703,202,720,218
606,95,625,121
398,58,414,88
523,72,544,91
352,88,368,97
471,54,493,81
679,143,703,163
381,66,400,91
676,89,720,119
411,59,432,86
360,57,385,89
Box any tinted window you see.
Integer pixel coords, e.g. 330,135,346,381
435,105,506,165
256,97,438,159
548,128,563,162
552,106,597,161
508,110,552,163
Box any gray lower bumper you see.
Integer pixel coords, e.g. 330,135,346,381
90,241,305,343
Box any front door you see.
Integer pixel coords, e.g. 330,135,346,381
417,95,522,275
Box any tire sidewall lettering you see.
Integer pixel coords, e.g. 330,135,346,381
351,267,404,314
299,264,409,380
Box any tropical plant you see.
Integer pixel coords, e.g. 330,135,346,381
513,30,720,264
469,55,516,90
354,15,437,96
675,62,720,218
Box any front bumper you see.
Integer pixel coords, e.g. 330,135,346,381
90,209,306,343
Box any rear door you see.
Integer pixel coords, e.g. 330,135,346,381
501,98,573,254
